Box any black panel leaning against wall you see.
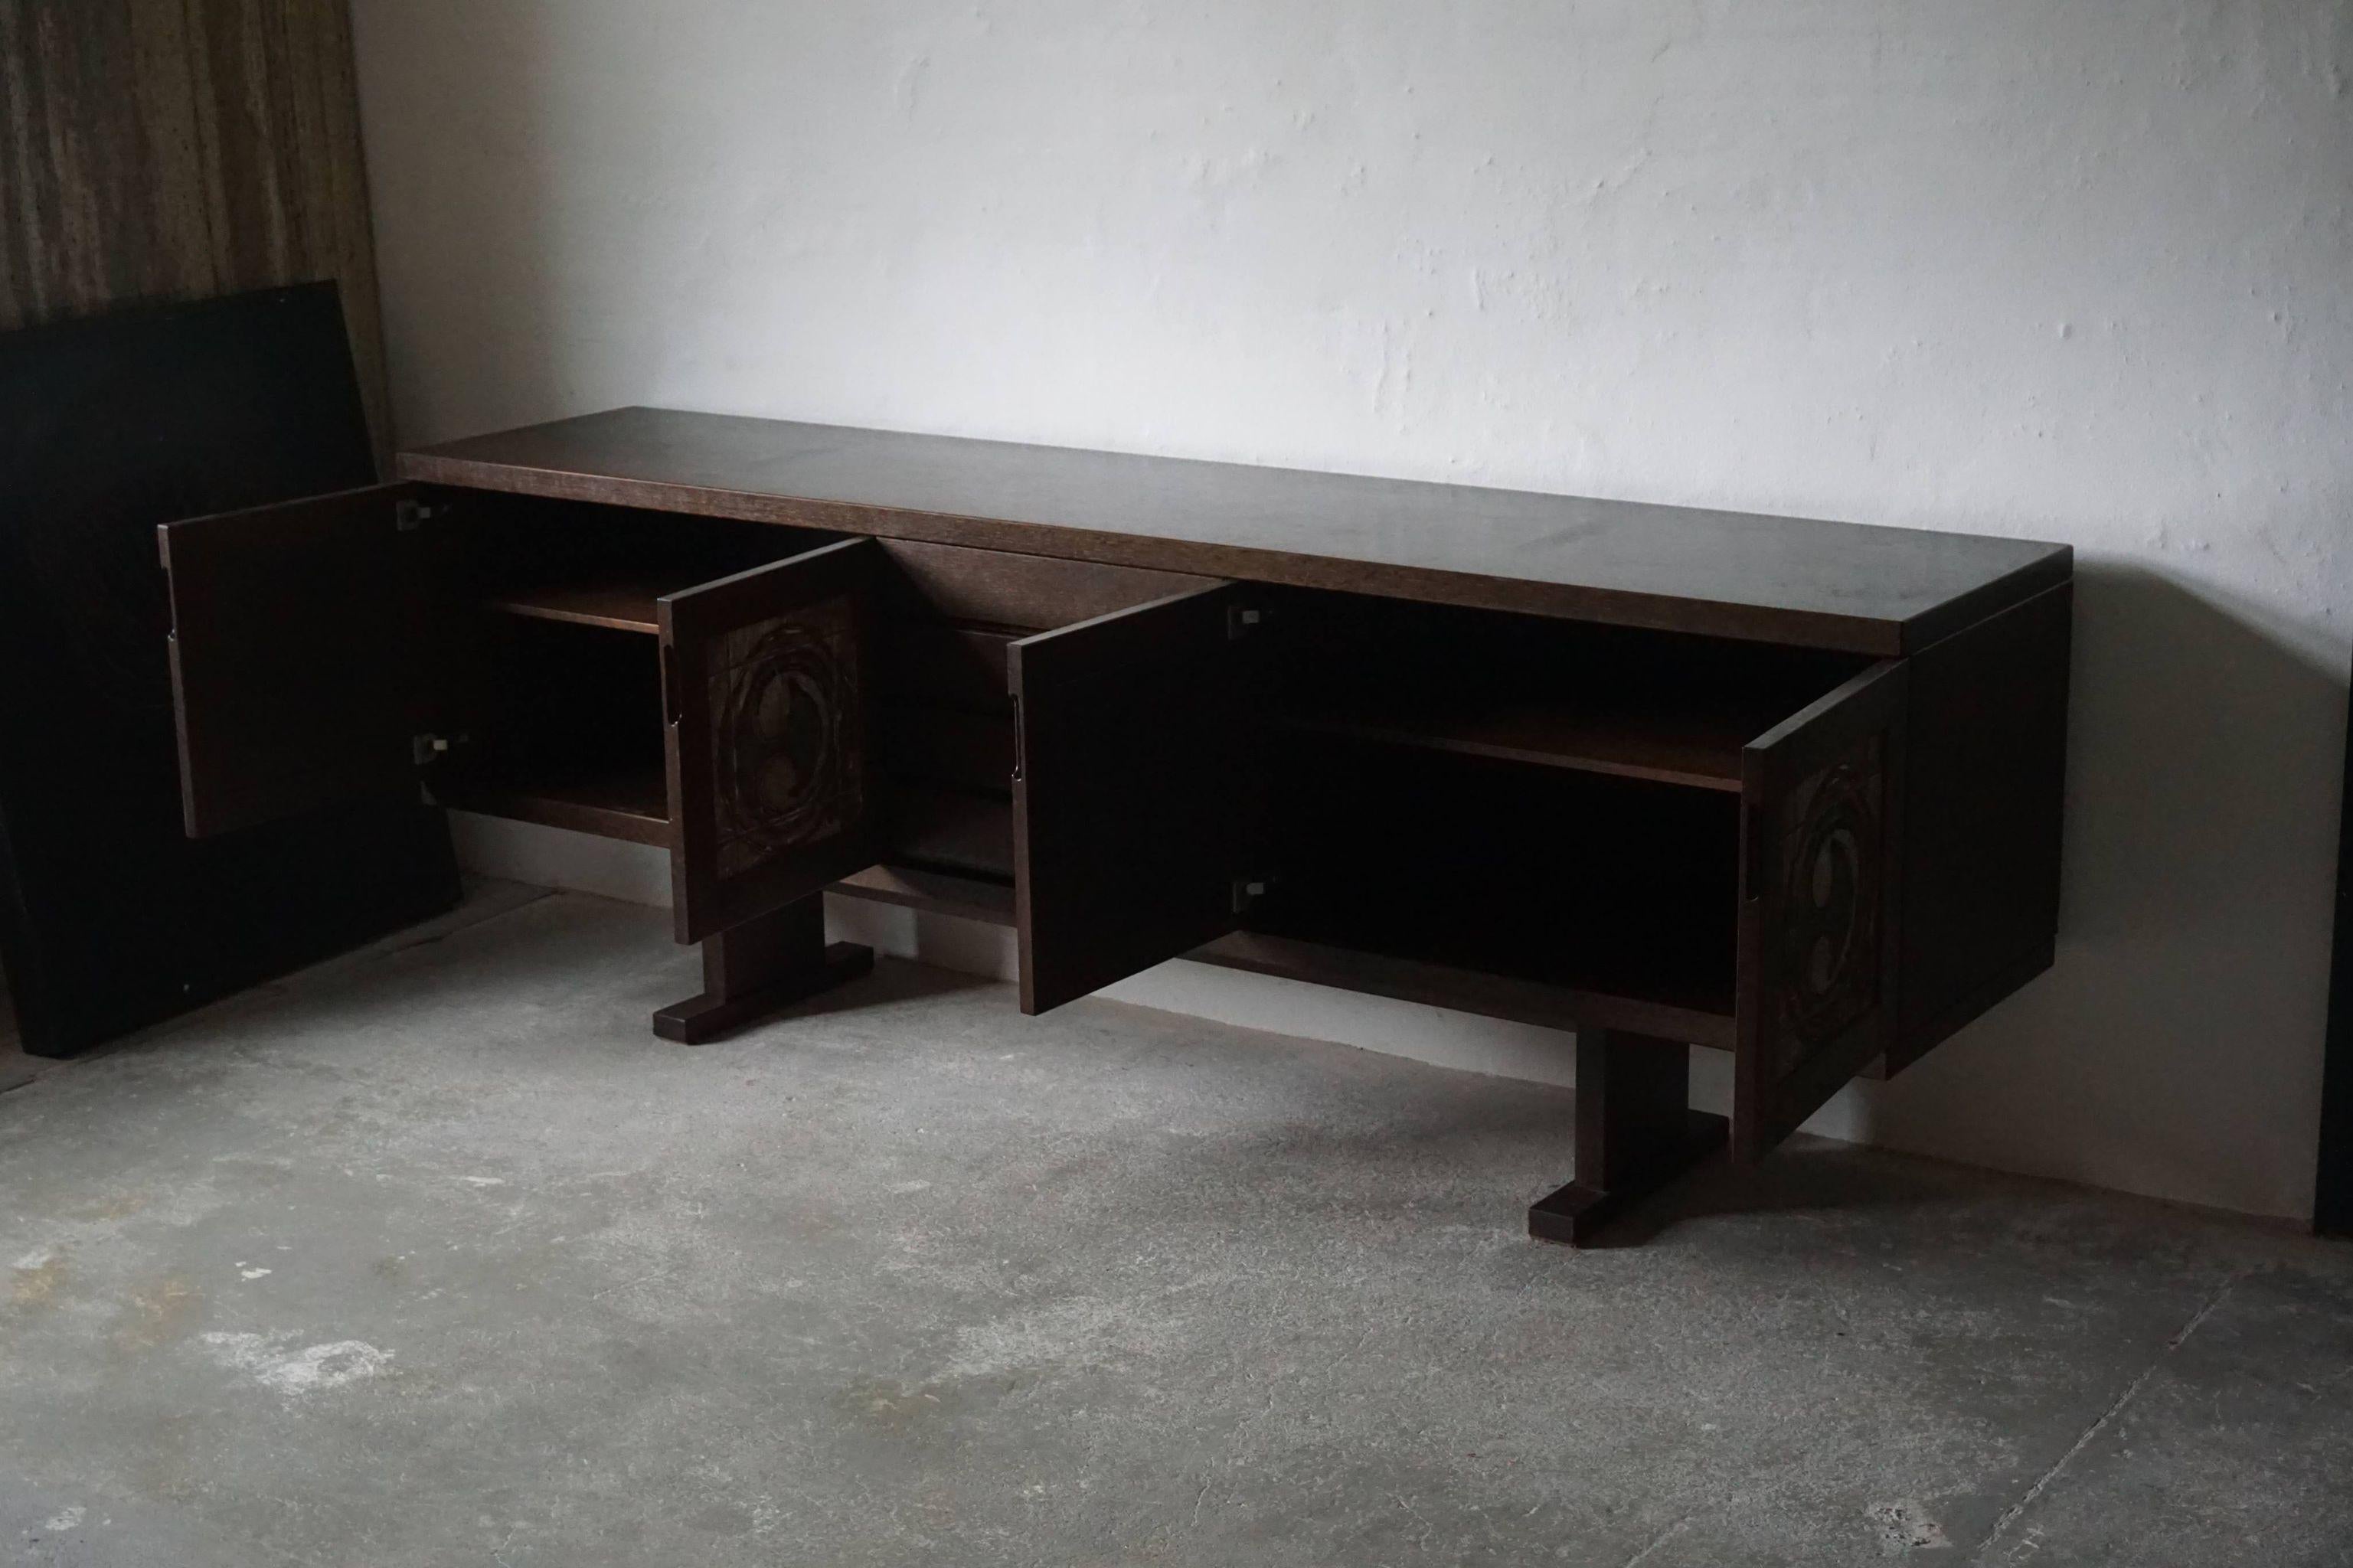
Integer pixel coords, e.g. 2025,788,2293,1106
0,286,459,1057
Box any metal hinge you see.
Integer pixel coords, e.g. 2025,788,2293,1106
411,733,452,766
1230,874,1270,913
395,499,445,533
1227,604,1265,641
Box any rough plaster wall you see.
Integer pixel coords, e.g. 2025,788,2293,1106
351,2,2353,1220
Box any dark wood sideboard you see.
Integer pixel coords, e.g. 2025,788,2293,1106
155,407,2071,1244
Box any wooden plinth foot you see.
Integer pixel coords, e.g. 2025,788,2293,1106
652,896,874,1045
1528,1027,1726,1246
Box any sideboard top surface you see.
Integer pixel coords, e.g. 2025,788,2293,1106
400,407,2070,655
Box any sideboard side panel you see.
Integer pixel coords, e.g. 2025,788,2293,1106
1889,582,2072,1073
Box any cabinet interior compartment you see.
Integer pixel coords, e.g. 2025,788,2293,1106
453,495,835,635
863,541,1214,897
1237,596,1876,1027
426,496,834,844
1265,595,1872,792
870,609,1019,887
1247,734,1744,1021
432,614,672,844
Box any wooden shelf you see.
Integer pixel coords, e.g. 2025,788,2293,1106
1192,931,1737,1050
1273,695,1787,792
482,574,685,635
438,761,672,847
833,864,1015,926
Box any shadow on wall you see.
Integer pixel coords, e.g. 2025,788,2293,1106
1854,557,2347,1218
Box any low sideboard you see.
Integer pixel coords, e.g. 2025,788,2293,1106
155,407,2070,1244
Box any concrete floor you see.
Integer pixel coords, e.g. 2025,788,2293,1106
2,886,2348,1567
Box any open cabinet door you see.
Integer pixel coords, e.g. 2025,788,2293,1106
1733,659,1908,1162
1009,583,1257,1014
662,537,881,945
159,483,428,837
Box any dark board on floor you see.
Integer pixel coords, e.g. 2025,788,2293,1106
0,284,458,1058
2319,665,2353,1237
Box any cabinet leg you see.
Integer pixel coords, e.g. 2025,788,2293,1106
1528,1028,1727,1246
652,896,874,1045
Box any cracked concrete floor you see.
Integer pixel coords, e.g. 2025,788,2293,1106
2,884,2349,1566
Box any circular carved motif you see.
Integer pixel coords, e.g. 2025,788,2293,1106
715,619,850,853
1777,759,1879,1049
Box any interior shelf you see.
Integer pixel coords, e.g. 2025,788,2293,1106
438,758,672,847
1265,599,1874,793
1272,694,1782,792
1193,930,1737,1050
833,864,1016,926
480,573,695,635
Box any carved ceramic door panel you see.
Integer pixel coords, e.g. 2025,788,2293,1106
662,537,880,944
1733,659,1908,1162
158,483,429,837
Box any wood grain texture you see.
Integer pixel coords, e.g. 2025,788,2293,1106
402,407,2073,655
0,0,388,459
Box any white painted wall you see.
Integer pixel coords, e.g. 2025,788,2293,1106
352,2,2352,1221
